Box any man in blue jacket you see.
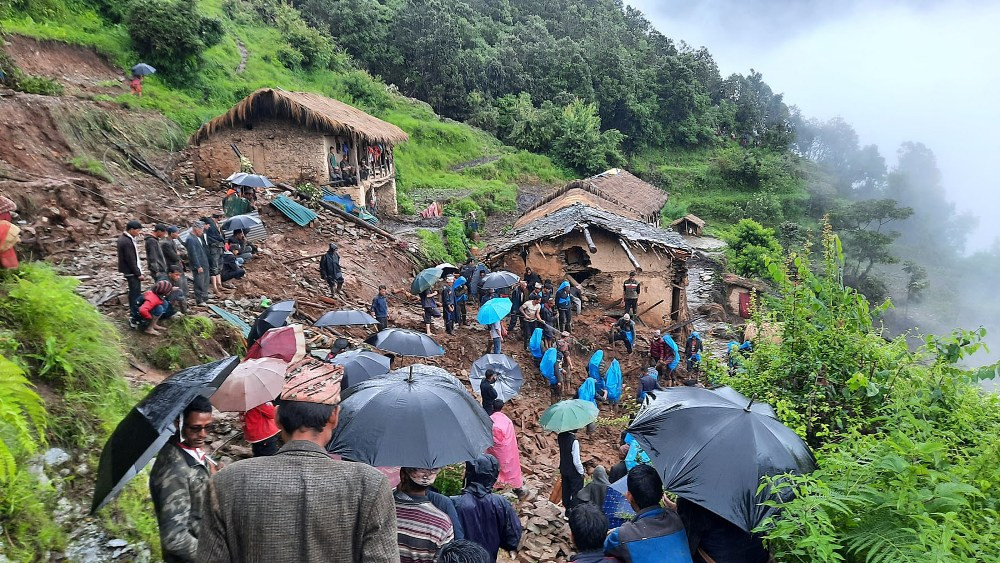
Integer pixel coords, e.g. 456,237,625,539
604,464,692,562
370,285,389,331
452,454,522,562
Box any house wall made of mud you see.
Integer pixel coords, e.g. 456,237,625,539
496,228,689,328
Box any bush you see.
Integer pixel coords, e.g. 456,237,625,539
442,217,470,263
416,229,451,265
68,155,112,181
126,0,223,79
722,219,782,279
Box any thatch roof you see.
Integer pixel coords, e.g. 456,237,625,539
492,203,690,258
515,186,645,228
670,214,706,228
191,88,409,145
581,169,668,219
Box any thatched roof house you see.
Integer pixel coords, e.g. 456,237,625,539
491,200,691,326
190,88,408,214
670,214,706,236
568,169,668,225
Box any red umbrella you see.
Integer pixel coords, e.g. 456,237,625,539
246,324,305,363
211,357,287,412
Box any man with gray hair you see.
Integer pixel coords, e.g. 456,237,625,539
184,221,211,305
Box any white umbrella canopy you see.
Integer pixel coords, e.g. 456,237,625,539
210,357,287,412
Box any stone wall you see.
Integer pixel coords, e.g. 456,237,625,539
192,118,327,187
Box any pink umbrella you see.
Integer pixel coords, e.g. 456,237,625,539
246,324,306,364
211,357,287,412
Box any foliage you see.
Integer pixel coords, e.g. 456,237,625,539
125,0,223,79
722,219,783,280
67,154,112,181
149,315,221,371
432,463,465,496
0,50,64,95
829,199,913,302
442,217,471,264
416,229,452,266
0,355,47,484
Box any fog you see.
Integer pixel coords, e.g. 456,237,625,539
628,0,1000,252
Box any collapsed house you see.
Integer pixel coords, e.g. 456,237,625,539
490,185,691,326
189,88,409,215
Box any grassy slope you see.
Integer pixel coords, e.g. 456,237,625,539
1,0,569,216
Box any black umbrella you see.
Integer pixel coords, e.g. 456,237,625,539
481,271,519,290
222,214,262,232
365,328,444,357
247,300,296,347
314,309,378,327
329,349,391,388
231,173,275,188
710,385,777,418
627,386,816,533
328,364,493,467
131,63,156,76
91,356,239,513
469,354,524,401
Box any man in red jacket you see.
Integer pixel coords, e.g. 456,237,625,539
135,280,176,335
243,402,280,457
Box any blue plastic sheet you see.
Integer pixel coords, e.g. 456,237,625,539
529,327,544,359
587,350,604,379
662,334,680,371
578,377,596,403
540,348,558,384
606,359,623,402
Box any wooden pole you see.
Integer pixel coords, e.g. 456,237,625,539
618,238,642,272
534,241,547,259
581,225,597,253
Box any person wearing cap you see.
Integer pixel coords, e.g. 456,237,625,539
184,221,211,305
145,224,169,281
134,280,179,335
198,364,399,562
371,285,390,331
117,220,145,322
162,226,189,307
394,466,455,562
622,272,641,318
319,242,344,296
612,314,636,354
200,214,230,294
518,296,542,351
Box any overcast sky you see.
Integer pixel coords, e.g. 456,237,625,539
628,0,1000,252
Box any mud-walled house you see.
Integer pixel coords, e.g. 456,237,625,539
670,214,706,237
490,184,691,327
190,88,409,214
564,168,669,226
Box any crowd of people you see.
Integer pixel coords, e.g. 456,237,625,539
116,214,255,334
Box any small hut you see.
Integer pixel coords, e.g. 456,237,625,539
190,88,409,215
671,214,706,237
490,201,691,326
723,273,766,319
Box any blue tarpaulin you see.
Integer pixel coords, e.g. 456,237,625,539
322,194,356,213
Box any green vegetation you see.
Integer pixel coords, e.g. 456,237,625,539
715,230,1000,561
416,229,452,266
0,49,64,95
722,219,783,280
67,154,112,181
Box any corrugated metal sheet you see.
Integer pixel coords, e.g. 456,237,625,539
271,195,318,227
222,211,268,243
208,305,251,338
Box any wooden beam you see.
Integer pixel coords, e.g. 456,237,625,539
581,224,597,253
534,241,547,259
618,238,642,272
636,299,665,318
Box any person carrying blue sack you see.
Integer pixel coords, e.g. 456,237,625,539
540,347,560,402
685,332,704,372
587,350,609,403
662,331,681,386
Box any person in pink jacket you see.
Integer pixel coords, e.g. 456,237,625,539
486,399,525,498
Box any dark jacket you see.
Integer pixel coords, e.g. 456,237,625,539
558,431,580,475
677,498,769,563
319,251,343,282
609,461,628,484
604,506,692,563
201,217,225,246
117,233,142,277
161,238,185,271
524,272,541,289
145,235,167,278
184,234,210,272
428,489,464,540
227,236,253,257
371,295,389,318
571,552,618,563
480,378,498,415
637,372,660,403
451,455,522,562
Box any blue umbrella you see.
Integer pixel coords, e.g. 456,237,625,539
477,297,512,325
411,267,444,295
231,173,275,188
131,63,156,76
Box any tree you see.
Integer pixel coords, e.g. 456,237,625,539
126,0,223,79
723,219,783,279
829,199,913,300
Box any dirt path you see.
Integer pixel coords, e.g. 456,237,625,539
449,154,500,172
235,37,248,75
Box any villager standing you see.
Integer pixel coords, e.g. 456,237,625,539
454,276,469,326
145,224,169,281
488,321,504,355
117,220,145,323
243,402,280,457
183,221,211,305
371,285,389,331
622,271,641,317
486,400,524,497
441,276,457,335
480,370,499,415
649,330,668,380
540,298,557,349
420,288,440,335
523,267,541,292
394,467,455,563
162,226,189,309
604,465,691,562
508,281,525,335
451,454,523,562
319,243,345,297
518,296,541,350
558,429,586,511
556,332,574,397
556,280,573,332
201,213,231,293
685,332,704,372
197,369,399,562
150,396,216,562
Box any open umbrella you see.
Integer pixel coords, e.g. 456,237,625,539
481,271,519,290
246,324,306,363
231,173,275,188
410,267,444,295
628,386,816,532
329,349,391,388
314,309,378,327
91,356,239,513
540,399,600,433
222,214,262,232
435,263,459,275
329,364,493,467
365,328,444,357
710,385,777,418
225,171,247,183
477,297,512,325
247,300,296,346
210,357,286,412
469,354,523,401
131,63,156,76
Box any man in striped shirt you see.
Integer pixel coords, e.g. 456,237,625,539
394,467,455,562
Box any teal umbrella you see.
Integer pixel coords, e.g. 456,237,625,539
476,297,512,325
410,267,444,295
540,399,600,433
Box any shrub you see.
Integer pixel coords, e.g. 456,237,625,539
0,355,47,483
722,219,782,279
68,155,112,181
416,229,451,265
126,0,224,79
442,217,470,264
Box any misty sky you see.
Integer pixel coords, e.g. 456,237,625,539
629,0,1000,252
